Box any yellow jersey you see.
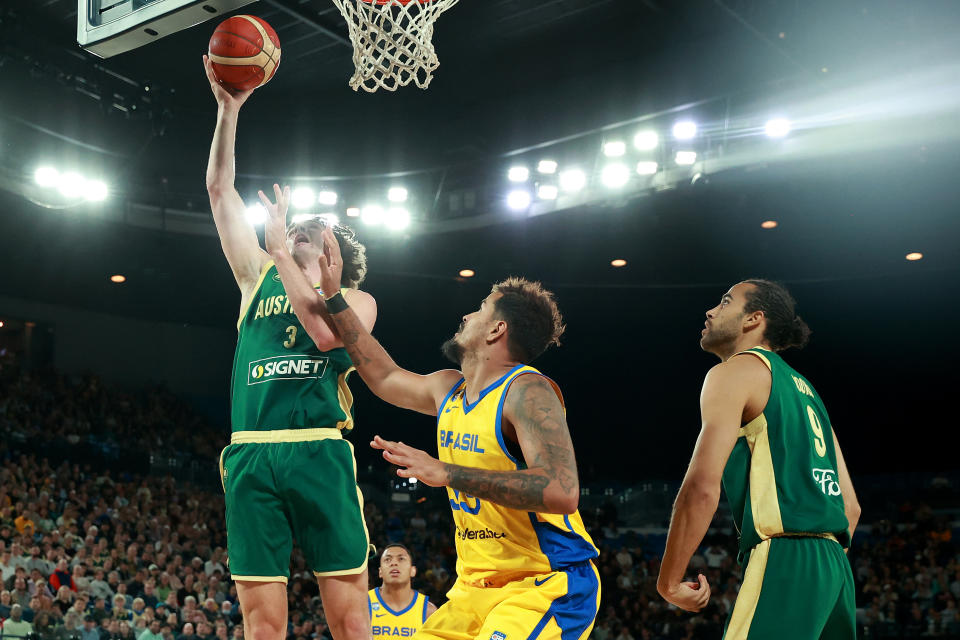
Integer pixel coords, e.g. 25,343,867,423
368,588,430,637
437,364,598,584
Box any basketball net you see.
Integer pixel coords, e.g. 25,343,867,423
330,0,460,92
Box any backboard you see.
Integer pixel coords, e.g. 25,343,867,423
78,0,256,58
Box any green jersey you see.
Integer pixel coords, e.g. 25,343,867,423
722,347,850,560
230,261,355,433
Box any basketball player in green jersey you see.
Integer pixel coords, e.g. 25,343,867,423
657,280,862,639
202,56,377,640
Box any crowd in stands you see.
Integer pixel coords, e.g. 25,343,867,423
1,366,958,640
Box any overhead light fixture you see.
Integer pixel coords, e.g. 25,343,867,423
601,163,630,188
361,205,384,226
84,180,108,202
633,130,659,151
110,275,126,283
459,269,475,278
761,220,778,229
603,141,626,157
388,187,408,203
610,259,627,268
318,190,338,206
537,160,558,174
507,190,532,210
508,166,530,182
672,120,698,140
537,184,559,200
291,187,315,209
675,151,697,166
559,169,586,193
905,252,923,261
245,204,267,225
764,118,792,138
346,207,360,218
636,161,659,176
34,166,59,187
385,208,410,230
57,172,86,198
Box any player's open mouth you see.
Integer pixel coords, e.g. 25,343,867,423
389,570,400,576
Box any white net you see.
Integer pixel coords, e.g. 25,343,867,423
330,0,460,93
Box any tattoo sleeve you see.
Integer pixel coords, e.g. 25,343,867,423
444,375,579,513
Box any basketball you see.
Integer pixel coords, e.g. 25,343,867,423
208,15,281,92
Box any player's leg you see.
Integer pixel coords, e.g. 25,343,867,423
236,582,288,640
474,560,601,640
819,543,857,640
316,572,369,640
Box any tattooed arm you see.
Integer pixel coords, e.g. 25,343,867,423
374,373,581,514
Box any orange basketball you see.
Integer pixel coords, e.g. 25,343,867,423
208,15,281,92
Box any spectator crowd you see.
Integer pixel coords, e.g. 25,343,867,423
1,366,958,640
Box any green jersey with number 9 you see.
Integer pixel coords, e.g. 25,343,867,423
722,346,850,561
230,261,355,433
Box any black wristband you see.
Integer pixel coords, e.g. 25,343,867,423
324,291,349,314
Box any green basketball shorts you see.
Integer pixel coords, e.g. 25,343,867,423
722,535,855,640
219,428,371,583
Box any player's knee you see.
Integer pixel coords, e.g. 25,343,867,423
247,619,285,640
327,609,369,640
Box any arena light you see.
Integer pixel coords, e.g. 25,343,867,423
601,163,630,188
385,208,411,230
761,220,778,229
506,190,532,211
110,275,126,283
361,205,385,226
57,172,86,198
611,259,627,268
537,184,559,200
34,166,59,187
636,161,659,176
318,213,340,227
672,120,698,140
459,269,475,278
291,187,315,209
603,141,626,157
559,169,586,193
764,118,792,138
346,207,360,218
633,130,659,151
245,204,267,225
905,252,923,261
388,187,408,203
83,180,108,202
537,160,558,175
318,190,338,206
508,166,530,182
675,151,698,166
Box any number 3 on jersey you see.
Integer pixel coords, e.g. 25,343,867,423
449,489,481,514
806,405,827,457
283,325,297,349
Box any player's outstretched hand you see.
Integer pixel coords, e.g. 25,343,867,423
203,55,254,110
371,435,448,487
659,574,711,612
317,227,344,301
259,184,290,256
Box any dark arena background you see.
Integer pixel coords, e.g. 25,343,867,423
2,1,960,640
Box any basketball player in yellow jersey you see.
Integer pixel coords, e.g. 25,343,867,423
369,544,436,637
271,226,600,640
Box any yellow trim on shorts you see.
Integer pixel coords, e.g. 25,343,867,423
230,428,342,444
313,440,372,579
232,575,288,584
725,538,770,640
237,260,275,331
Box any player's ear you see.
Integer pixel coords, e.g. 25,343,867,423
409,566,416,578
487,319,507,344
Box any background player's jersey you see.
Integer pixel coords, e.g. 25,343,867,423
436,364,598,584
722,347,850,560
368,588,429,637
231,261,355,433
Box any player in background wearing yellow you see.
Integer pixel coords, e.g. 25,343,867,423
202,58,377,640
257,211,601,640
657,280,861,640
368,544,437,637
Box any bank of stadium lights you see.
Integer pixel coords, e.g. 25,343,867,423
386,208,411,230
508,166,530,182
291,187,315,209
537,184,559,200
636,161,659,176
675,151,698,166
764,118,792,138
507,190,532,211
601,163,630,188
245,203,267,225
318,190,338,206
906,252,923,261
361,205,384,226
559,169,586,193
346,207,360,218
34,166,108,202
603,141,627,158
537,160,558,175
672,120,698,140
633,130,659,151
388,187,408,203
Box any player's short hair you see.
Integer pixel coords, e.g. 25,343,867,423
380,543,411,561
286,217,368,288
491,277,565,363
742,279,811,351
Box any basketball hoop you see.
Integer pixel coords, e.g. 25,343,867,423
330,0,460,92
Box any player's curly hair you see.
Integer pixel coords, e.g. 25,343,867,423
491,277,566,363
329,224,368,289
742,279,811,351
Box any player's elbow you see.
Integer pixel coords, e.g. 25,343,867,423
847,497,862,522
545,487,580,515
678,479,721,510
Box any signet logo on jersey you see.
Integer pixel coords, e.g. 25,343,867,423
812,468,842,496
247,354,329,385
